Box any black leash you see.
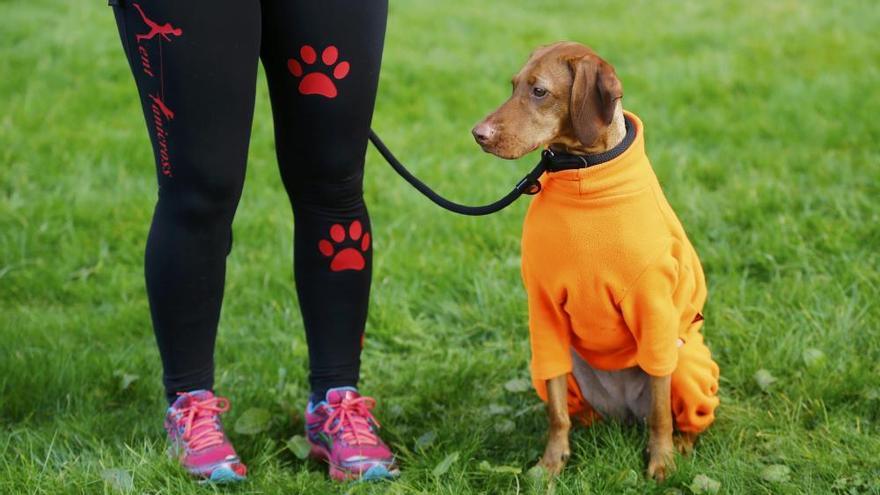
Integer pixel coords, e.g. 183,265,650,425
368,130,545,216
367,117,634,216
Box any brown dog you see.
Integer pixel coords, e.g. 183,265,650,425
472,42,719,481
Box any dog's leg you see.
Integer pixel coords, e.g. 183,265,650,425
538,374,571,476
646,374,675,481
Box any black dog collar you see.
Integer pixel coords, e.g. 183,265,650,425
541,115,636,172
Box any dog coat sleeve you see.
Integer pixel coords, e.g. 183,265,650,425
523,263,574,383
618,251,681,376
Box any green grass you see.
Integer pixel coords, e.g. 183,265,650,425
2,0,879,493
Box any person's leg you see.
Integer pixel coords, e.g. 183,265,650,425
259,0,395,480
111,0,261,404
260,0,387,399
110,0,261,482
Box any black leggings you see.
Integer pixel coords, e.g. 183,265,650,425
110,0,387,403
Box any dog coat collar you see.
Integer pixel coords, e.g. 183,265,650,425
541,115,637,172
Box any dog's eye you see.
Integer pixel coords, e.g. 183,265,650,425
532,87,548,98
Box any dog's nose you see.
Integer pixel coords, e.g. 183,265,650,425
472,122,496,145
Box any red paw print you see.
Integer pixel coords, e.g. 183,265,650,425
287,45,350,99
318,220,370,272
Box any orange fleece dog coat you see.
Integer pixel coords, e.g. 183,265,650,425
521,112,719,433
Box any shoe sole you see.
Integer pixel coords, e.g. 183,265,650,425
309,443,399,482
168,436,247,484
199,465,247,484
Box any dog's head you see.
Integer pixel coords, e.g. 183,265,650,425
472,42,623,159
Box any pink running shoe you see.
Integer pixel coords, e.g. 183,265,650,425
164,390,247,483
305,387,399,481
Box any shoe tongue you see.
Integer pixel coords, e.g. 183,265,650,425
172,389,215,409
326,387,360,405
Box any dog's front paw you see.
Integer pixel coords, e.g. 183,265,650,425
538,442,570,476
646,446,675,481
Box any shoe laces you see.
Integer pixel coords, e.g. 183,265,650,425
173,392,231,451
323,395,381,446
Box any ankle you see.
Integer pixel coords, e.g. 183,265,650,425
310,385,358,405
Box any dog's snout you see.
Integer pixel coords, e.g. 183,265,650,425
472,121,497,145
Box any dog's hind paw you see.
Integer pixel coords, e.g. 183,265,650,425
674,432,697,456
537,448,569,476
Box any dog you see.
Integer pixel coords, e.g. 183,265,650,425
472,42,720,480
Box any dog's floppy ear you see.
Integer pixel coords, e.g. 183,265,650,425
569,55,623,147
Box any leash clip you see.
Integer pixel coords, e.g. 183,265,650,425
512,150,555,195
523,180,542,195
517,154,546,195
515,175,542,195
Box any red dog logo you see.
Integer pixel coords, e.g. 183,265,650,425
288,45,350,99
318,221,370,272
132,3,183,43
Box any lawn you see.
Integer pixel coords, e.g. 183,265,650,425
1,0,879,493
